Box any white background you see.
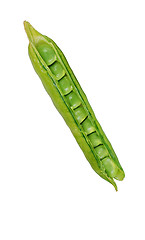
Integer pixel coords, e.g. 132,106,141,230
0,0,145,239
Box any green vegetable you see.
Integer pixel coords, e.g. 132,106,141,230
24,21,125,190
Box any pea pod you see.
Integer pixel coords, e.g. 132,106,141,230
24,21,125,190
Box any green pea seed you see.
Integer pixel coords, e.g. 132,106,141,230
37,43,56,65
49,61,65,79
74,105,88,123
59,76,73,95
81,117,96,135
88,132,102,147
65,91,82,109
95,145,108,159
102,157,118,178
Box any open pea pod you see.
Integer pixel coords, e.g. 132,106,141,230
24,21,125,191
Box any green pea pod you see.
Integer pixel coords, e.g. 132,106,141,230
24,21,125,191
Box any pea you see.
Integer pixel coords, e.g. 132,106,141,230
65,91,82,109
81,117,96,135
58,76,73,95
74,105,88,124
102,157,118,178
24,21,125,191
49,61,65,80
37,43,56,65
88,132,102,147
94,145,108,159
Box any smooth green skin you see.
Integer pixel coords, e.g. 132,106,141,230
24,21,125,190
